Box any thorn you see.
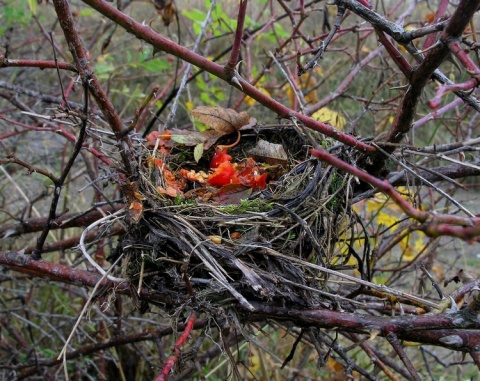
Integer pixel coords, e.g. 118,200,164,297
235,60,243,72
446,296,460,314
231,75,243,90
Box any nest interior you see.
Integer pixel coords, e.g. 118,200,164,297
115,126,365,312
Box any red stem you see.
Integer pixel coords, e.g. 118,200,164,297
309,147,480,239
156,311,198,381
225,0,248,77
0,56,77,72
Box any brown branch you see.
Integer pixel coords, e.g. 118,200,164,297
386,332,421,381
0,251,180,306
0,205,122,238
450,277,480,304
0,80,97,113
0,153,58,183
245,302,480,354
390,161,480,186
346,332,409,380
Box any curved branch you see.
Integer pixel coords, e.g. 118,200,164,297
79,0,374,153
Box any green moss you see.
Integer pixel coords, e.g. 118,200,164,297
219,198,274,214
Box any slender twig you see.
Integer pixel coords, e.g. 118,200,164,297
298,3,346,76
0,80,96,113
386,332,421,381
0,56,76,72
49,31,70,110
31,80,90,260
123,85,160,137
166,0,216,128
419,262,445,300
57,252,126,380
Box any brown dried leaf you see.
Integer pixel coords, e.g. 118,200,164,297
248,139,288,166
191,106,250,133
444,269,476,286
214,184,252,204
152,0,177,26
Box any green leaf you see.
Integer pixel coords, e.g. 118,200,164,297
94,63,115,79
194,143,204,163
79,8,94,17
200,92,216,105
139,58,172,73
2,0,32,34
182,8,207,23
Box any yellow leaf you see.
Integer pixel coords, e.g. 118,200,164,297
245,86,270,106
398,25,416,53
27,0,37,15
326,356,344,372
286,75,319,107
377,210,398,228
402,232,426,261
134,191,146,200
248,352,261,375
311,108,346,129
185,100,194,110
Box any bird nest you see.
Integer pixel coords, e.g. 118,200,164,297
114,122,361,314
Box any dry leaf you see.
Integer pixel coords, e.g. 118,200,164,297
444,269,476,287
215,184,252,204
191,106,250,133
129,201,143,223
170,128,232,150
152,0,177,26
248,139,288,166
